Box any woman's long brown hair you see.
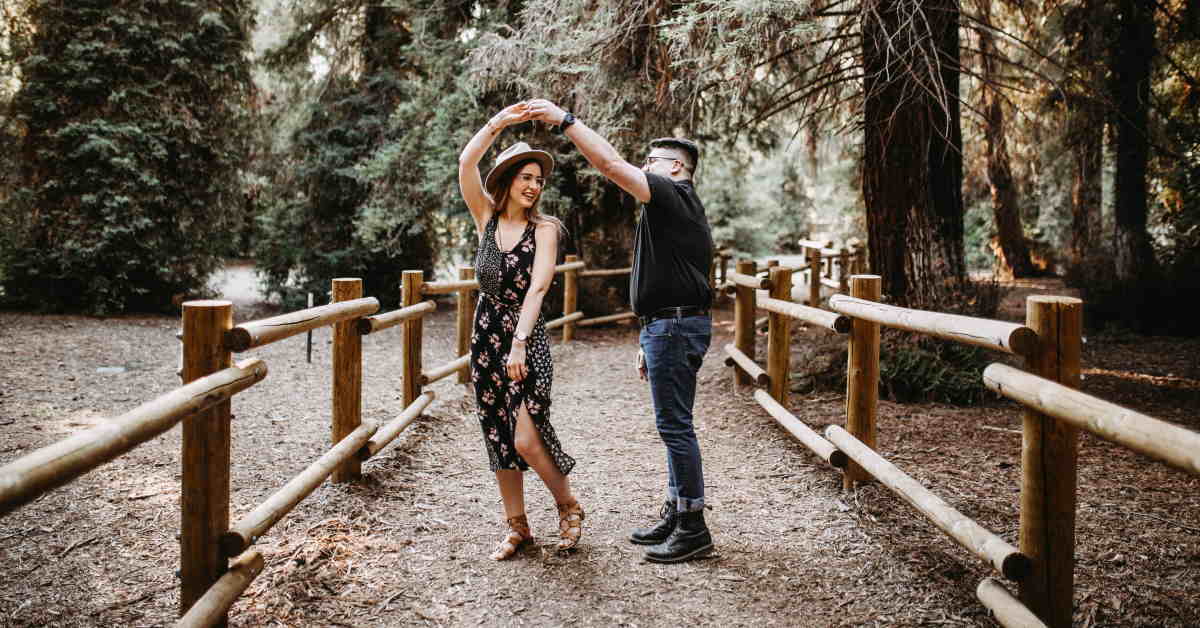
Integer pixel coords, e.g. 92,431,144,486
491,158,566,234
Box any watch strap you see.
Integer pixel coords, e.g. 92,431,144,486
556,112,576,134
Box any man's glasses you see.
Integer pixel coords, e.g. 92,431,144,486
643,156,677,167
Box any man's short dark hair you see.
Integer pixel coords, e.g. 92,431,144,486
649,137,700,172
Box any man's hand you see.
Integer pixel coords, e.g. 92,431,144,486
526,99,567,127
636,349,647,381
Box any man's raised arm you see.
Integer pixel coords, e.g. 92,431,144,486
526,99,650,203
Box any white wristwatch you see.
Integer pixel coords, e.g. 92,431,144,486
514,330,529,343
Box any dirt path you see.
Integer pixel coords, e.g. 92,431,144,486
2,285,1199,626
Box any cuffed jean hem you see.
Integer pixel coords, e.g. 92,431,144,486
666,487,705,513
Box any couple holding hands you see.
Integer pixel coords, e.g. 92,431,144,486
458,100,715,564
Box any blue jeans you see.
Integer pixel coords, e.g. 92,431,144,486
640,314,712,513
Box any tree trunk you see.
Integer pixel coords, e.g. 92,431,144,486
1068,104,1103,268
1110,0,1158,284
861,0,966,307
979,3,1035,279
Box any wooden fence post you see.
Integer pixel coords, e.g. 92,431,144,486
457,266,476,383
766,266,793,404
843,275,880,491
733,259,757,389
563,254,579,342
180,300,233,624
808,248,822,307
331,278,363,483
1019,296,1083,628
838,248,850,294
401,270,424,407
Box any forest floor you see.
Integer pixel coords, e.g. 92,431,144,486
1,276,1198,627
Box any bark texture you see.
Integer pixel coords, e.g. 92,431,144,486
861,0,966,307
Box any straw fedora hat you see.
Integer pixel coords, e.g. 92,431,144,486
484,142,554,197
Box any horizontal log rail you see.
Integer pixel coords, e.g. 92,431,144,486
756,262,813,277
555,260,586,273
825,425,1031,581
820,277,840,290
579,267,631,278
358,300,436,335
758,296,851,333
0,359,267,518
984,363,1200,477
546,311,585,330
796,239,834,250
829,295,1037,356
976,578,1047,628
420,278,480,295
226,297,380,352
421,354,470,385
175,551,265,628
578,311,637,327
362,391,436,460
723,344,769,387
754,389,847,468
220,421,379,557
728,271,772,291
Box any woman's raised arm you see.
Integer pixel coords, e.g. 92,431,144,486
459,102,531,234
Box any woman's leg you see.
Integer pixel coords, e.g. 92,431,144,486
512,404,575,505
494,469,525,518
491,469,531,560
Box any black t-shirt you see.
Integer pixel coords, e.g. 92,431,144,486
630,172,714,316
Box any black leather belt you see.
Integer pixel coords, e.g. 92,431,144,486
638,305,710,327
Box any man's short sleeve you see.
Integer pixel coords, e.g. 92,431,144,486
644,173,679,212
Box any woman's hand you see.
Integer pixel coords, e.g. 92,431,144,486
506,341,529,382
526,99,567,126
489,102,531,133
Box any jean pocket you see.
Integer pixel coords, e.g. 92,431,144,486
642,318,672,338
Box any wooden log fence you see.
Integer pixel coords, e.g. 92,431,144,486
175,551,265,628
7,248,1198,628
725,268,1200,627
977,578,1049,628
0,359,267,517
826,424,1032,581
219,421,379,557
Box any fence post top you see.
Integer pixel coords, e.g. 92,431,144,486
849,274,881,283
403,270,424,277
332,277,361,283
1026,295,1082,306
182,300,233,309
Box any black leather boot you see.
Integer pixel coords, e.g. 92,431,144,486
630,500,678,545
643,508,713,563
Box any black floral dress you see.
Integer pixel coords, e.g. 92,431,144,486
471,213,575,475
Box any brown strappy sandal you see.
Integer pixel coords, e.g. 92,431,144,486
556,501,585,551
490,514,533,561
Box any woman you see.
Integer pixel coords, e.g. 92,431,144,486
457,102,583,560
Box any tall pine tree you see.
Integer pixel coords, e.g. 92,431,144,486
2,0,254,313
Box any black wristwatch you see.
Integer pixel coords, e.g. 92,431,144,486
555,112,576,134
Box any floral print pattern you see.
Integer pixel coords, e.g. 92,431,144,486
471,213,575,475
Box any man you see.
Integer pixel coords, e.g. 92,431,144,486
526,99,715,563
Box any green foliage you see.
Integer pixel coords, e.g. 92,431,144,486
878,333,995,405
876,278,1007,404
253,73,434,310
252,1,509,308
1,0,254,313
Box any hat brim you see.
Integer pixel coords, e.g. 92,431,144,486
484,149,555,198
